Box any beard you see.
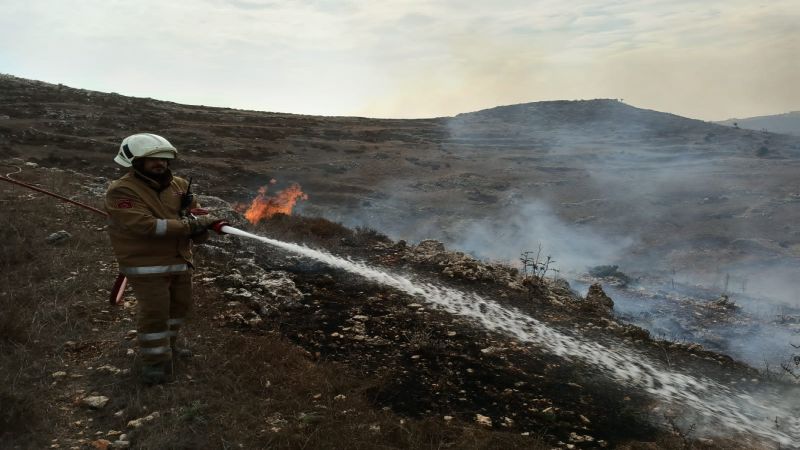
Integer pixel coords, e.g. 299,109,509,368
133,160,173,187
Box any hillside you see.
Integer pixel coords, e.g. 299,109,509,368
717,111,800,136
2,161,796,449
2,74,799,283
2,73,799,336
1,74,800,448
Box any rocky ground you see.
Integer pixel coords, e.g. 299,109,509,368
3,161,796,449
2,74,800,449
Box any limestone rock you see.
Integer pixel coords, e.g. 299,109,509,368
218,260,304,316
258,271,303,307
405,239,522,288
475,414,492,427
81,395,109,409
127,411,160,428
95,365,122,375
415,239,445,254
584,283,614,313
46,230,71,245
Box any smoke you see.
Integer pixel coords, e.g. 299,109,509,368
584,163,800,372
451,200,634,271
337,183,633,273
324,99,800,376
725,263,800,310
228,226,800,445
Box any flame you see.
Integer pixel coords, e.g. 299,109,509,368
236,183,308,224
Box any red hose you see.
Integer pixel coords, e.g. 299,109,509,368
0,173,126,305
0,175,108,217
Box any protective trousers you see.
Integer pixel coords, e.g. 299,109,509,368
128,272,193,364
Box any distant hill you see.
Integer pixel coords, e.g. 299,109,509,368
716,111,800,136
450,99,723,144
457,99,705,130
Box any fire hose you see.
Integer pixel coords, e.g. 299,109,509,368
0,174,108,216
0,172,231,306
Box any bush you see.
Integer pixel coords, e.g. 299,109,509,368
588,265,631,285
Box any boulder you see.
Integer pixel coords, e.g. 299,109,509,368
221,267,304,316
407,239,449,264
45,230,71,245
584,283,614,313
258,271,303,306
81,395,109,409
475,414,493,427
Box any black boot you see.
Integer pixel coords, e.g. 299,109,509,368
141,361,170,385
170,336,193,359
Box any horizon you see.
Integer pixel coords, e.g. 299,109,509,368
7,72,795,123
1,1,798,121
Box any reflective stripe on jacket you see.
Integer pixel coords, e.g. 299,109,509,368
105,170,202,274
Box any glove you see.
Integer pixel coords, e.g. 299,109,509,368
209,219,230,234
188,208,209,216
184,214,222,236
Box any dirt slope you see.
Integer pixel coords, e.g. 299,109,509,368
2,160,790,449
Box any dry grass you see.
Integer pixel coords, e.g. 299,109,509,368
0,168,109,446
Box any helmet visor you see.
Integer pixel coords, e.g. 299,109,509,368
146,150,176,159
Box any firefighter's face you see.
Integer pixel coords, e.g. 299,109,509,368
140,157,170,174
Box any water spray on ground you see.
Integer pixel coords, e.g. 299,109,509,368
222,225,800,446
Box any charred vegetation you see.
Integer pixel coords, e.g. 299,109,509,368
1,74,799,448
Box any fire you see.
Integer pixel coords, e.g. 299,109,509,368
236,183,308,224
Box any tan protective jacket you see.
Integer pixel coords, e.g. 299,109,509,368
105,171,204,276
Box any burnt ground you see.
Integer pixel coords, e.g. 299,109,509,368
1,75,799,448
262,269,656,445
191,199,791,448
2,161,792,449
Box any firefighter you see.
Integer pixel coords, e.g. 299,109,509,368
105,133,223,384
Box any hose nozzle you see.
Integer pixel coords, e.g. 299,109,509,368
210,220,230,234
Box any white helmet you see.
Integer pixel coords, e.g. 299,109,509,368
114,133,177,167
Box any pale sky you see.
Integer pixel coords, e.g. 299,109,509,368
1,1,798,120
